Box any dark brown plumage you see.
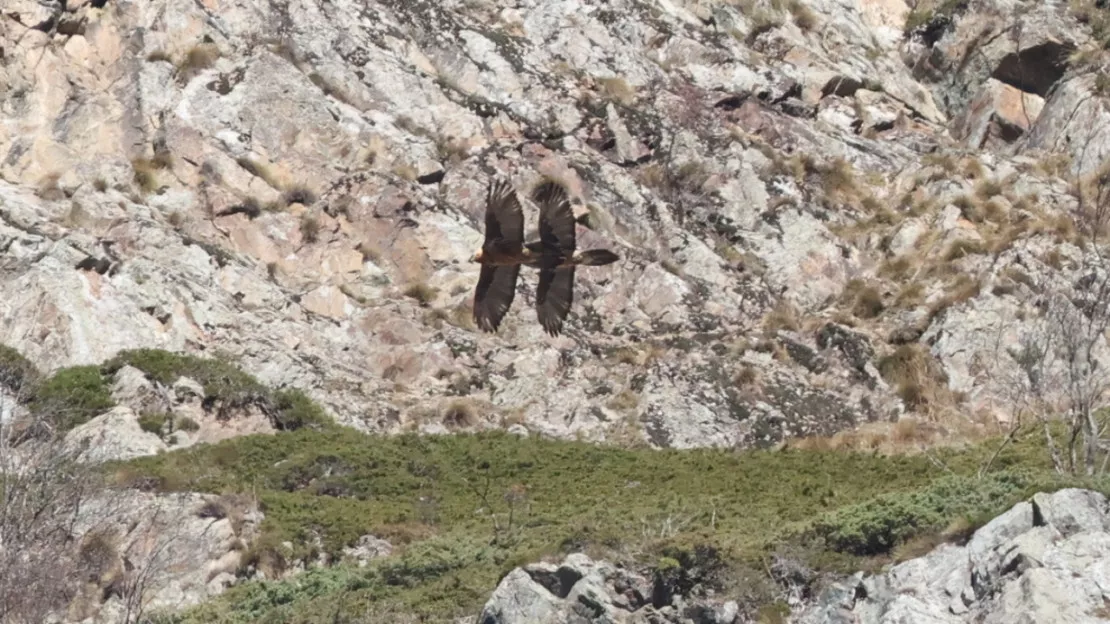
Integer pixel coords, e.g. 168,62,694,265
471,179,525,333
471,178,621,337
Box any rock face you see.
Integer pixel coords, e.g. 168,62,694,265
794,488,1110,624
0,0,1108,456
478,552,738,624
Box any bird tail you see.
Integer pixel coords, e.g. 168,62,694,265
572,249,620,266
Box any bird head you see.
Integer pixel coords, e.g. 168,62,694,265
470,249,484,263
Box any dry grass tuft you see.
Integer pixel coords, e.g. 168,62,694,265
974,178,1004,200
926,274,981,323
176,43,221,82
787,0,819,30
876,344,950,412
606,389,640,411
762,299,801,332
941,238,987,262
894,281,926,309
785,418,943,455
130,158,165,195
36,173,65,201
842,279,885,319
403,282,439,307
441,399,480,430
283,186,318,207
236,156,284,190
961,157,986,179
734,364,760,387
596,76,637,106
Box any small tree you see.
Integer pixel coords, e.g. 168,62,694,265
1001,149,1110,475
0,379,116,623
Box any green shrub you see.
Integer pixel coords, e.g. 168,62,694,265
103,349,332,430
377,535,492,587
808,470,1039,555
122,424,1066,624
176,416,200,432
138,412,169,437
0,344,39,394
103,349,267,409
271,388,333,431
28,365,115,430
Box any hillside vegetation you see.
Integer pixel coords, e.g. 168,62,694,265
107,419,1077,622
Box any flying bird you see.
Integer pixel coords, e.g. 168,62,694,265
471,178,620,336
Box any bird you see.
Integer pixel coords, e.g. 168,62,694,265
470,178,620,337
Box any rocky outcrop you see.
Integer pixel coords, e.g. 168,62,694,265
478,553,738,624
794,488,1110,624
67,490,263,624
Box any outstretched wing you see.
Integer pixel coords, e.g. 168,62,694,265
485,179,524,250
531,180,579,337
474,264,521,333
536,266,574,337
531,179,576,258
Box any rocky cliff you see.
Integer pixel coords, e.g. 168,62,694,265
3,0,1110,621
3,0,1107,451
